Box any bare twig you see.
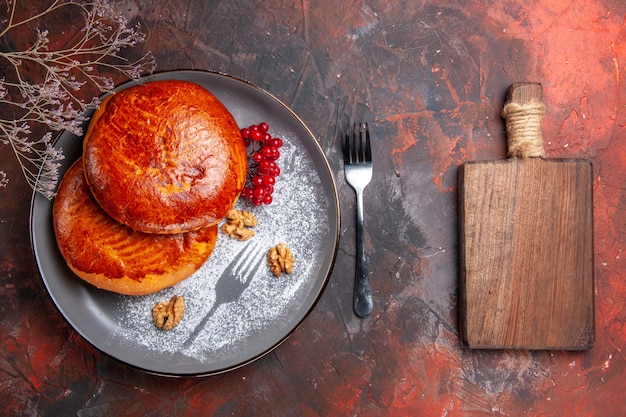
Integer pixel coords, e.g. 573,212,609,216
0,0,156,199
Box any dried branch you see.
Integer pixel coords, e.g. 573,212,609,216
0,0,156,199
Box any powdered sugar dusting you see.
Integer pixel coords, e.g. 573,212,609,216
109,133,332,367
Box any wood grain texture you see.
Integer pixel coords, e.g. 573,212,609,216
459,82,595,350
459,157,594,349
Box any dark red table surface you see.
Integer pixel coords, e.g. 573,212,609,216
2,1,625,415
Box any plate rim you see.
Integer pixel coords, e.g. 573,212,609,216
29,69,340,377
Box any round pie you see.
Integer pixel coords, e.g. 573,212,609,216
52,159,219,296
83,79,247,234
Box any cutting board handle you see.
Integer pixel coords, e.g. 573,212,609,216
502,82,546,158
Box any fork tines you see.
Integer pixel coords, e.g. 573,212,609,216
344,123,372,164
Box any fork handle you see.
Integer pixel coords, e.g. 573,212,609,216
354,190,373,317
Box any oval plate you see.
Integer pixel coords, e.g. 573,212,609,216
30,70,339,376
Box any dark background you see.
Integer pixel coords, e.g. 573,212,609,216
1,0,625,415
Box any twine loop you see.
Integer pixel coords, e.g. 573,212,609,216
501,100,546,158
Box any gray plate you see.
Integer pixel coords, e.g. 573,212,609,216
30,70,339,376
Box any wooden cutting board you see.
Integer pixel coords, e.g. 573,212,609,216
458,82,595,350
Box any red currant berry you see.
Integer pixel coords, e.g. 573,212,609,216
261,146,273,159
252,175,264,188
251,130,263,141
269,148,280,160
263,175,275,186
258,160,271,173
242,187,254,199
252,186,265,199
241,122,282,205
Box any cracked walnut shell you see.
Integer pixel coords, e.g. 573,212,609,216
267,243,295,277
221,209,257,240
153,295,185,330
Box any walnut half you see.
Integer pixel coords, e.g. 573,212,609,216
153,295,185,330
221,209,257,240
267,243,295,277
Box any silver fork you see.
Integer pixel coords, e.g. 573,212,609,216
343,123,373,318
183,242,265,347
